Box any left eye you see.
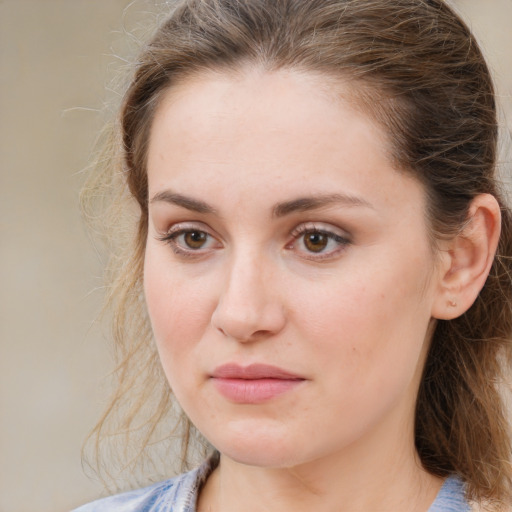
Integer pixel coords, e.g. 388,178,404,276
289,226,350,259
302,231,331,253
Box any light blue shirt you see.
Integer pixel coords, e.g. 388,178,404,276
74,456,470,512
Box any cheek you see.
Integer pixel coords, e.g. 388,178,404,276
143,247,215,363
143,256,217,414
291,255,434,384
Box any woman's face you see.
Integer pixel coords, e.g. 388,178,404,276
144,68,443,468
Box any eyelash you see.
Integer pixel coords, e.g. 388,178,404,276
157,223,351,260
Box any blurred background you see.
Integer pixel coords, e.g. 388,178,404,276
0,1,511,511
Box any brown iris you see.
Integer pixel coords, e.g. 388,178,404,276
184,231,207,249
304,232,328,252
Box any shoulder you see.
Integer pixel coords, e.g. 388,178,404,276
428,476,471,512
72,455,218,512
72,477,177,512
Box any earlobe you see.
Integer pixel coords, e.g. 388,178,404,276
431,193,501,320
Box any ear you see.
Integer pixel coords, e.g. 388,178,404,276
431,193,501,320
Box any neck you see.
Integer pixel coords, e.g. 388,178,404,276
198,422,442,512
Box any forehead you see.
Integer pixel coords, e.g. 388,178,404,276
149,68,392,165
146,67,422,216
156,67,384,126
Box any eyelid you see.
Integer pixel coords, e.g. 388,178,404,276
158,221,209,235
289,221,350,238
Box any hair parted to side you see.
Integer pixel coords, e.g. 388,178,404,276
82,0,512,506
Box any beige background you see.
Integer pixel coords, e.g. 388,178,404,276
0,1,511,511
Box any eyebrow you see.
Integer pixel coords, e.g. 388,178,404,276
272,194,374,217
150,191,217,214
150,190,373,217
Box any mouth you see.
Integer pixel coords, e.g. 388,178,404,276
210,363,306,404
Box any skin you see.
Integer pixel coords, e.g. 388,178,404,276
144,67,457,511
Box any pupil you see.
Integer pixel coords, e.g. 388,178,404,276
185,231,206,248
305,232,328,252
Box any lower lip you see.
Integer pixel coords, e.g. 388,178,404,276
212,378,304,404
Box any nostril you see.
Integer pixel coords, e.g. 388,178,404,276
216,325,227,337
252,329,273,339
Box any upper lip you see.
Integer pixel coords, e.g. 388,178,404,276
211,363,304,380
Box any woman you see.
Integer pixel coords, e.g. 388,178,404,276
76,0,512,510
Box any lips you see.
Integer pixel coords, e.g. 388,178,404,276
210,363,305,404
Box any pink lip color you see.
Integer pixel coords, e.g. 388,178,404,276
210,364,305,404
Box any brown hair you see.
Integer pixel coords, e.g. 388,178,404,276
84,0,512,506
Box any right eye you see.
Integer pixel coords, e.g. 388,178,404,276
176,230,209,249
157,225,222,256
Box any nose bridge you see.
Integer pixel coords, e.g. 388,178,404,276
211,243,284,341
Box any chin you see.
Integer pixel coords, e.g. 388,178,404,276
205,420,310,469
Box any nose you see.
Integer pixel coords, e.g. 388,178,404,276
211,250,286,342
